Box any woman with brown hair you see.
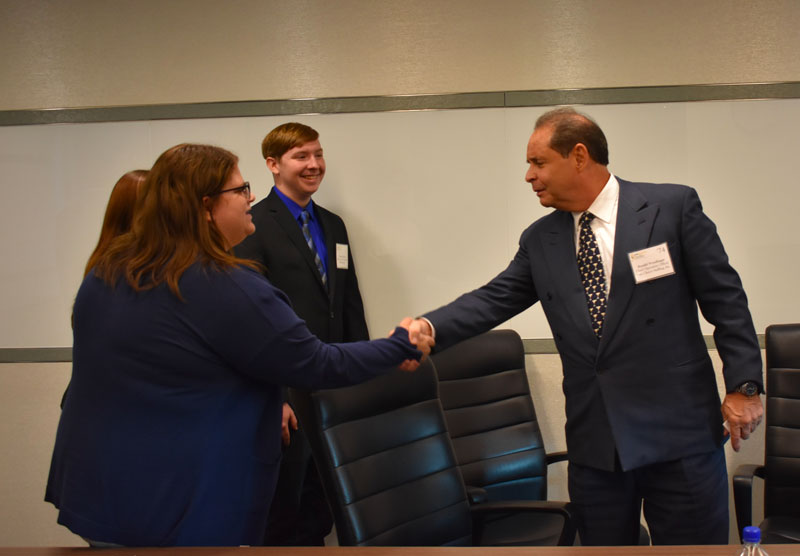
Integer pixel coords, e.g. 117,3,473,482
46,143,430,547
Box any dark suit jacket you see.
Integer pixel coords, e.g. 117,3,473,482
425,179,762,472
235,188,369,343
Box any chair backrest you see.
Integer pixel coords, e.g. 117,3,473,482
432,329,548,502
289,360,474,546
764,323,800,519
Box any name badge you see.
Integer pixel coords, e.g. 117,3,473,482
628,242,675,284
336,243,349,270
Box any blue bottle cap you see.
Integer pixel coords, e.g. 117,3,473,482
743,526,761,543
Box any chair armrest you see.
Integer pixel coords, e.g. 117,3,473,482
732,463,765,541
470,499,575,546
465,485,488,505
546,451,568,465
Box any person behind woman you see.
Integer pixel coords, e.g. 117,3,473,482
62,169,149,409
84,169,148,276
46,143,431,547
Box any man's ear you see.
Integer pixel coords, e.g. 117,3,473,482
572,143,589,170
266,157,280,175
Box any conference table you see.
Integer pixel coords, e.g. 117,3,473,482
1,546,793,556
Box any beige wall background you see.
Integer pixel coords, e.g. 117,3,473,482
0,0,794,548
1,0,799,110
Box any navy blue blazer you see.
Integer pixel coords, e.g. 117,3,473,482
425,179,762,471
46,264,419,546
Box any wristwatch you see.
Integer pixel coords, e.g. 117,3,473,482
735,381,759,396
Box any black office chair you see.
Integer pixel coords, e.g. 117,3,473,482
432,329,649,546
288,359,573,546
733,323,800,543
431,329,573,545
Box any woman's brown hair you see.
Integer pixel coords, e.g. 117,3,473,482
93,144,256,297
84,170,148,277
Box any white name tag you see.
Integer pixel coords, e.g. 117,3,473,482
628,242,675,284
336,243,349,270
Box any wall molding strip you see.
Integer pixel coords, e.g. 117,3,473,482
1,82,799,127
0,348,73,363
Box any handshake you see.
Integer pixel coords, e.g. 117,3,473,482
392,317,435,372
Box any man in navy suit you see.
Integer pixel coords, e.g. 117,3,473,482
411,108,764,545
235,122,369,545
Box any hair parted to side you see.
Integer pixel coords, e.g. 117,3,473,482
84,169,148,277
93,143,257,298
261,122,319,161
535,107,609,165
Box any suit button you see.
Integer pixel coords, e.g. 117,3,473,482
646,318,655,326
330,312,335,319
546,292,553,301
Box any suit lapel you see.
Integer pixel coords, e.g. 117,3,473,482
599,180,658,349
540,211,599,344
266,191,330,296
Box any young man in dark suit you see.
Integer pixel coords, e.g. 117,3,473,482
410,108,764,545
235,122,369,545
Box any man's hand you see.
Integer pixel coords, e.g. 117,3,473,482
721,392,764,452
393,317,435,372
408,317,433,339
281,402,298,446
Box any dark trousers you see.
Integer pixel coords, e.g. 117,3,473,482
263,427,333,546
568,447,729,545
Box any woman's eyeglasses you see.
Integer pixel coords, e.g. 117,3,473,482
209,182,250,197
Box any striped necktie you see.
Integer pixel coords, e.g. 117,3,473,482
300,210,327,290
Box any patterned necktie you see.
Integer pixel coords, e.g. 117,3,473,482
300,210,328,290
577,212,607,338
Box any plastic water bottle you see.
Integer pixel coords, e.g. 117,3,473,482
739,526,768,556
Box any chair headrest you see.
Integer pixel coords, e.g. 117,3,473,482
312,358,439,429
766,323,800,369
433,329,524,380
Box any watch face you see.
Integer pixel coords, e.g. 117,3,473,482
739,382,758,396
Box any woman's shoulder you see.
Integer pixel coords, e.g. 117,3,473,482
182,262,267,289
180,262,300,338
182,262,286,305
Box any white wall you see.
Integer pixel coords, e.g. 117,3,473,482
3,99,799,348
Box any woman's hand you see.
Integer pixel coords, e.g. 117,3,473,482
281,402,298,446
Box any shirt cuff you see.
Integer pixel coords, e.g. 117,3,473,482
419,317,436,340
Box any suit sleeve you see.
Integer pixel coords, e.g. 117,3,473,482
192,268,420,389
679,187,763,391
423,230,539,349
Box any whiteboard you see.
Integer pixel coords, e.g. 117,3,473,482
1,99,798,348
